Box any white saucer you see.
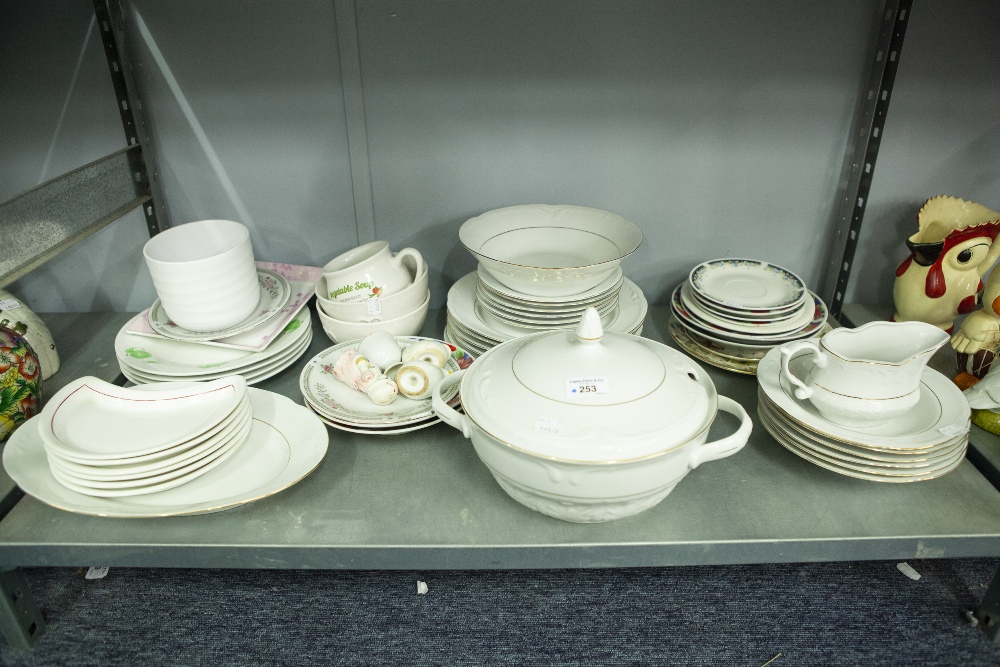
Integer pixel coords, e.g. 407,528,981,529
672,284,827,343
689,258,806,310
148,269,292,342
679,282,813,335
3,389,329,517
756,347,971,450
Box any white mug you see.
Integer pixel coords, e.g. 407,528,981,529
323,241,424,303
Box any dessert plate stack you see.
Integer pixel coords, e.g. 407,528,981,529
446,205,647,357
669,258,828,374
299,336,472,435
37,376,252,498
756,347,970,482
117,305,313,385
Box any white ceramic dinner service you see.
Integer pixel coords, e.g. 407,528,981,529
756,323,971,483
446,205,647,356
316,242,430,343
669,258,830,374
299,336,472,435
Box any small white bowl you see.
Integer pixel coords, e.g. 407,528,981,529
317,292,431,343
317,262,429,322
459,205,642,298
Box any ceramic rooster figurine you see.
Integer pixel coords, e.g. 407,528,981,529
893,196,1000,332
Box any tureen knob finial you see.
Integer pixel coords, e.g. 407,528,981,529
576,307,604,344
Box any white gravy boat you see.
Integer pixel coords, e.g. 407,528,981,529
779,321,950,426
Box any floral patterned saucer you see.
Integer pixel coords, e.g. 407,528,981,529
148,269,291,342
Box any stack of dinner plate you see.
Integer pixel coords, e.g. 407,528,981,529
37,375,253,498
115,305,313,386
668,258,829,374
756,347,969,482
298,336,472,435
445,205,648,357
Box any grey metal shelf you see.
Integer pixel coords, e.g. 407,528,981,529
1,306,999,573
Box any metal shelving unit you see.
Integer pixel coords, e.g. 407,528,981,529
3,0,1000,651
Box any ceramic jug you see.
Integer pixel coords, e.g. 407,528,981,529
0,320,42,442
779,321,950,426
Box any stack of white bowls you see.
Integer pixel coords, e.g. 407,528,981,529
445,205,648,357
316,241,430,343
38,375,252,498
668,258,829,375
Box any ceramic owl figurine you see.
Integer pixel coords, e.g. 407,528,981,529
893,196,1000,332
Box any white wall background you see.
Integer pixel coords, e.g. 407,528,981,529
3,1,995,313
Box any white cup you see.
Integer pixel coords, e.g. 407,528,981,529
358,331,403,371
143,220,259,332
323,241,424,303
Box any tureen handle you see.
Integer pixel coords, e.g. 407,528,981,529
688,396,752,469
431,369,472,438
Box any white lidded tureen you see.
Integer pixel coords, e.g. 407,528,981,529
432,308,752,523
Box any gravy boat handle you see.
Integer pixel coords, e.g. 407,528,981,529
779,340,827,400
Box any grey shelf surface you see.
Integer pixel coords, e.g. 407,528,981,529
0,305,999,570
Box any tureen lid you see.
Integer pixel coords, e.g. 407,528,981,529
460,309,716,462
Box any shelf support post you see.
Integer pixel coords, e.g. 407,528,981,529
822,0,912,322
0,568,45,649
93,0,164,238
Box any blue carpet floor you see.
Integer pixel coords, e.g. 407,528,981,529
1,559,999,666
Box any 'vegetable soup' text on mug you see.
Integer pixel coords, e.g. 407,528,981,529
322,241,425,304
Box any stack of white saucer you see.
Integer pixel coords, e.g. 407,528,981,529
38,376,252,498
668,258,829,374
445,205,648,357
756,346,970,482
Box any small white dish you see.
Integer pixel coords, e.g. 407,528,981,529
671,285,827,344
148,269,291,342
689,258,806,311
3,389,329,518
39,376,246,462
679,282,812,335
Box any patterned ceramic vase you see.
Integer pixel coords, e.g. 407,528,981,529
0,320,41,442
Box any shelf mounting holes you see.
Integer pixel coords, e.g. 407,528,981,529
121,100,128,111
